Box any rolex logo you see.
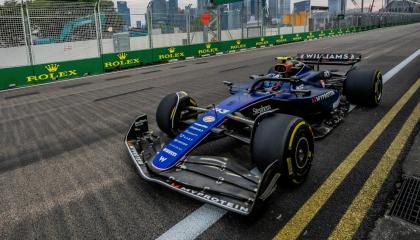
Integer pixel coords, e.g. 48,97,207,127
260,37,264,41
206,43,211,49
117,52,127,61
168,47,176,54
236,40,241,45
45,64,59,73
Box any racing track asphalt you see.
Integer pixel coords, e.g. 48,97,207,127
0,23,419,240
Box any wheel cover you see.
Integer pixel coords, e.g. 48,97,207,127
295,136,310,169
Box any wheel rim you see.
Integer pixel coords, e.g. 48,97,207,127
374,75,383,103
295,137,310,169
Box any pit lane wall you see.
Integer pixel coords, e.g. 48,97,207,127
0,23,414,90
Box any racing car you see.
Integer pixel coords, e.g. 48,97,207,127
125,53,383,215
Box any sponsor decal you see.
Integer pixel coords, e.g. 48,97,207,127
180,133,193,141
159,47,185,60
300,53,356,61
256,37,269,46
312,90,335,103
194,123,209,129
215,107,230,114
190,126,204,132
230,40,246,50
104,52,141,69
184,130,199,136
306,32,315,40
169,143,183,151
198,43,219,55
203,115,216,123
129,145,144,164
296,84,305,90
26,64,78,83
276,35,288,44
292,33,302,41
162,148,177,157
252,105,272,116
178,186,249,213
174,139,188,146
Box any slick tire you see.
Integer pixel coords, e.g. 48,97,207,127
156,92,197,138
345,69,382,107
252,113,314,186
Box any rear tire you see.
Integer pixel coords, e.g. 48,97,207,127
156,92,197,138
251,113,314,186
345,69,382,107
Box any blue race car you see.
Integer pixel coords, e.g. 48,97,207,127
125,53,383,215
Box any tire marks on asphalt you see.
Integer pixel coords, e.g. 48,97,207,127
93,87,154,102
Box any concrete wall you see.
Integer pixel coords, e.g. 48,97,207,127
0,46,30,68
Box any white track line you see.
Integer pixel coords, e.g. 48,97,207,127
156,204,227,240
348,49,420,112
156,48,420,240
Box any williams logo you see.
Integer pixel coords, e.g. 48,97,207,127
159,47,185,60
256,37,269,46
276,35,287,44
230,40,246,50
104,52,141,69
26,64,78,83
198,43,218,55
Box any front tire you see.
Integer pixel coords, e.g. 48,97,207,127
251,113,314,186
156,92,197,138
345,69,382,107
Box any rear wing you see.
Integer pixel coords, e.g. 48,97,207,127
296,53,361,66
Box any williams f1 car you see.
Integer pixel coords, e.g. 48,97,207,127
125,53,383,215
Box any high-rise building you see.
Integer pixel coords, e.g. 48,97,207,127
328,0,346,14
280,0,291,15
228,2,242,29
197,0,207,15
152,0,168,14
269,0,290,22
117,1,131,27
168,0,178,14
294,0,311,13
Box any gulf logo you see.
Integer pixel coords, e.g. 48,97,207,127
203,116,215,123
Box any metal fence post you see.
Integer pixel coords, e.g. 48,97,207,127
21,3,33,67
94,2,102,57
147,2,153,49
186,5,191,45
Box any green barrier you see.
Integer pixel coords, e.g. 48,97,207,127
189,42,225,57
305,31,318,40
291,32,305,42
29,57,103,86
102,49,153,71
152,45,190,62
1,22,417,91
0,65,34,89
328,29,336,36
274,34,293,44
222,39,249,51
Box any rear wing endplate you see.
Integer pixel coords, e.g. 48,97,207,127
296,53,362,66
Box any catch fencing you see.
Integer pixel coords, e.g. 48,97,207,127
0,1,420,90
